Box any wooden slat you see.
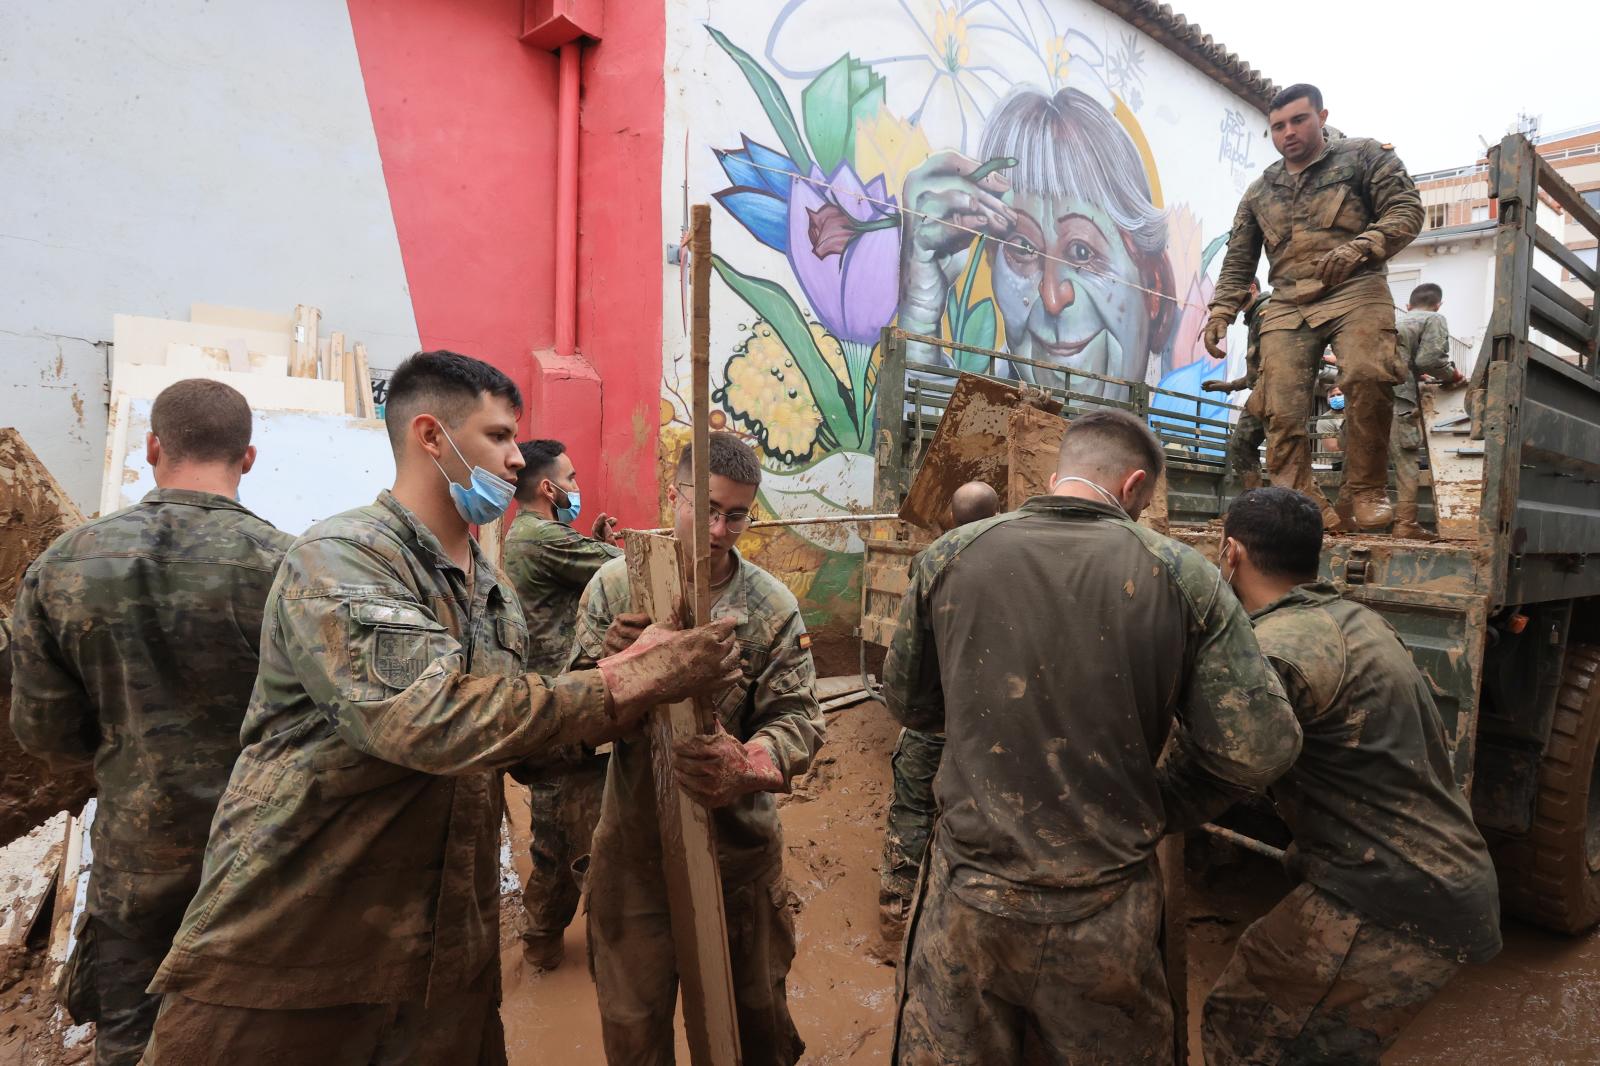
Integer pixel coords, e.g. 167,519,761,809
1419,384,1484,542
350,343,376,419
864,559,911,597
327,331,346,383
290,304,320,378
624,532,741,1066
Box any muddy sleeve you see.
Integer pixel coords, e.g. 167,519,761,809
278,537,611,775
1157,571,1302,833
1352,144,1423,262
1211,198,1265,321
882,553,945,732
1415,315,1457,380
528,526,623,592
567,568,620,673
747,608,825,784
7,566,99,768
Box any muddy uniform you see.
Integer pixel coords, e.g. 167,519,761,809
1213,131,1423,512
1203,582,1501,1066
141,490,614,1066
8,489,292,1066
571,550,824,1066
880,727,944,911
1221,292,1271,485
501,510,621,949
884,496,1301,1065
1392,309,1458,509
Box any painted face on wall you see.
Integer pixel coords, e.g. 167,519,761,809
989,191,1150,392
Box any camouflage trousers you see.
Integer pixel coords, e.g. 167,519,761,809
1227,409,1267,485
520,753,607,943
64,862,199,1066
139,959,504,1065
881,728,944,905
1259,303,1405,504
894,849,1171,1065
1390,404,1425,506
586,830,803,1066
1203,882,1461,1065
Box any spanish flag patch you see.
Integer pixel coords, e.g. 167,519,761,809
798,633,812,650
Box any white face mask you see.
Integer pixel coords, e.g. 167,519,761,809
1053,475,1131,520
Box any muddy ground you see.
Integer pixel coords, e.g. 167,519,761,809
6,697,1600,1063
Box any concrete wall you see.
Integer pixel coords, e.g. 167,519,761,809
1,1,422,513
658,0,1269,623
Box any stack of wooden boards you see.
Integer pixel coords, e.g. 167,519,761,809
102,303,394,534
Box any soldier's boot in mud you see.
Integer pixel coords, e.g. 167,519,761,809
1321,505,1346,533
1349,488,1394,530
522,932,565,973
1391,503,1434,541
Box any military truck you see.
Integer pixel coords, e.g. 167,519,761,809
859,133,1600,934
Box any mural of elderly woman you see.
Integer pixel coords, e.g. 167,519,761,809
899,86,1177,396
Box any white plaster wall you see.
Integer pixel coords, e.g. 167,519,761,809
1387,238,1495,374
0,1,420,514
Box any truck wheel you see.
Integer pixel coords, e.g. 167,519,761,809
1498,643,1600,933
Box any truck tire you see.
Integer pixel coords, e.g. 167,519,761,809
1498,642,1600,933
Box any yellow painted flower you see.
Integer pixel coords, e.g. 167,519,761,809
855,107,933,204
1046,35,1071,85
717,319,846,464
933,8,969,71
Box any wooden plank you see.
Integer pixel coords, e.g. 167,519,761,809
864,560,911,598
1004,405,1067,509
689,204,713,624
113,313,291,369
350,342,376,418
1420,383,1484,542
189,302,295,334
624,531,742,1066
1159,833,1187,1066
290,304,321,378
0,812,68,949
328,332,346,383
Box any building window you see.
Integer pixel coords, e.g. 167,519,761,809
1471,205,1490,223
1582,188,1600,211
1426,204,1449,229
1578,246,1598,270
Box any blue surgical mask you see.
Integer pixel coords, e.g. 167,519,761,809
554,487,582,525
431,427,515,526
1329,394,1346,411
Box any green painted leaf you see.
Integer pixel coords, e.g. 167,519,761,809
706,27,813,176
710,255,859,448
1201,233,1230,275
801,55,885,173
959,298,997,354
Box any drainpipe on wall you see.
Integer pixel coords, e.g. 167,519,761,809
524,0,603,498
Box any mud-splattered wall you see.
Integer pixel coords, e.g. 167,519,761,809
659,0,1269,627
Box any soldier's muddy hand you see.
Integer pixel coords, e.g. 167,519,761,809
602,611,652,657
1203,313,1232,359
672,722,784,809
592,513,618,542
595,617,741,732
1312,242,1368,288
1201,379,1229,393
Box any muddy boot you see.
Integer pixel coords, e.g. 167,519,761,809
1321,505,1346,533
1350,488,1395,530
1392,503,1434,541
522,932,564,972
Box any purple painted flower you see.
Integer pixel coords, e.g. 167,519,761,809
786,162,900,346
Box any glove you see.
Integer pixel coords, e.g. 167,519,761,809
596,617,741,736
602,612,651,657
1445,368,1467,389
1313,243,1368,288
672,722,784,808
592,513,619,542
1200,379,1229,394
1202,315,1232,360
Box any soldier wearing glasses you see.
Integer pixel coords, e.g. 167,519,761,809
569,431,825,1066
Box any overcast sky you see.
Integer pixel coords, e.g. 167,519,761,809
1172,0,1600,175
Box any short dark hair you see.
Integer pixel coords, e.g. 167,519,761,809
515,440,566,503
1223,487,1323,581
1410,283,1443,309
383,350,522,450
1269,83,1323,115
676,430,762,486
1057,409,1165,484
150,379,253,464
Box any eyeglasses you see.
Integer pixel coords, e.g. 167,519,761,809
676,484,754,531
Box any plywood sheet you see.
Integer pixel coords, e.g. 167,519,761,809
1005,405,1067,509
165,343,288,377
109,363,343,414
189,303,294,334
113,313,291,367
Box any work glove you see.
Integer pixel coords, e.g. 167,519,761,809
1312,242,1368,288
1202,314,1232,360
596,617,741,736
592,513,619,542
672,721,784,809
602,612,652,657
1444,368,1467,389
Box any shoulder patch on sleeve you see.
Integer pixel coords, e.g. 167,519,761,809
797,633,812,650
1381,142,1394,150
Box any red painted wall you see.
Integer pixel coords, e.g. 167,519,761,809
347,0,665,526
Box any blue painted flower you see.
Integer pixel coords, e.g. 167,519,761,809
712,136,802,253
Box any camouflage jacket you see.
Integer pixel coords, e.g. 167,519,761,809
571,549,824,885
150,490,611,1009
502,510,621,675
1214,130,1423,330
884,495,1301,922
10,490,292,910
1252,582,1501,962
1395,308,1457,416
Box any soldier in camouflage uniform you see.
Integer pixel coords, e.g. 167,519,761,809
575,431,825,1066
502,439,622,971
1206,488,1501,1064
884,410,1302,1064
1392,283,1465,538
139,352,740,1065
9,380,294,1066
880,481,998,943
1205,83,1424,532
1203,281,1270,489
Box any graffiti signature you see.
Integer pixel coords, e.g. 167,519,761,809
1218,108,1256,169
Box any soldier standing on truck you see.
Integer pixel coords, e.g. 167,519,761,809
10,380,293,1066
502,439,623,972
1204,83,1424,533
885,410,1301,1063
879,479,1000,945
1392,283,1466,539
1203,278,1270,490
1203,487,1502,1065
